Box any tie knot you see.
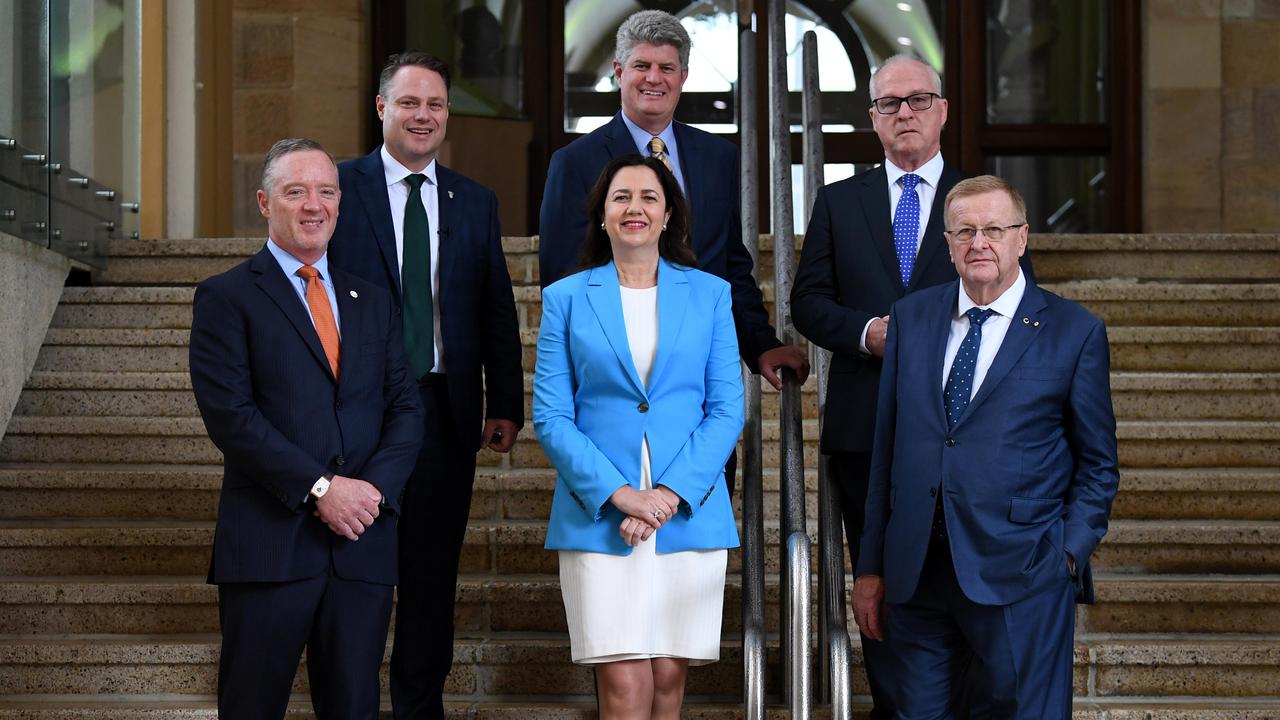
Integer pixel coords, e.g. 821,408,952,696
296,265,320,281
649,137,667,155
901,173,921,191
966,307,995,327
406,173,427,190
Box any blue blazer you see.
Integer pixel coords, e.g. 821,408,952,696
857,278,1119,606
538,113,781,371
328,148,525,447
189,247,425,585
534,260,744,555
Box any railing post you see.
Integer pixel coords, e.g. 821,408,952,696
767,1,809,716
737,4,766,718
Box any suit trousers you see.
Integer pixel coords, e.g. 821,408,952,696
217,571,394,720
888,537,1076,720
390,379,479,720
829,452,898,719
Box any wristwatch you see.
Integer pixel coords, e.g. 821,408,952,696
310,472,335,500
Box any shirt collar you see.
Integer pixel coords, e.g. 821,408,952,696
957,267,1026,319
620,111,677,156
884,151,944,190
380,145,437,188
266,237,332,281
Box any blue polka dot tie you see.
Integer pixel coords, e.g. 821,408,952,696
944,308,996,429
893,173,922,285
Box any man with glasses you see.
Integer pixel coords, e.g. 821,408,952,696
851,175,1117,718
792,54,1033,717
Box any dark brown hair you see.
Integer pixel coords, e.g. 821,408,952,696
378,51,452,98
577,155,697,271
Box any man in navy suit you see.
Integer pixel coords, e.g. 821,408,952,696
327,53,524,720
189,137,424,719
853,175,1119,718
538,10,808,417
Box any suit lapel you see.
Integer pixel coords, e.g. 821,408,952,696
908,163,962,293
927,283,958,429
647,260,690,390
332,270,361,384
353,149,402,298
434,163,458,317
859,166,903,294
962,281,1049,423
251,249,335,383
603,113,640,160
585,262,646,396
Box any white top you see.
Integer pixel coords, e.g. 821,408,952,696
619,285,659,387
941,270,1027,400
380,145,445,372
859,151,946,353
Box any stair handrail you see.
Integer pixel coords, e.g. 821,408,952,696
737,8,766,720
801,30,852,719
767,1,810,716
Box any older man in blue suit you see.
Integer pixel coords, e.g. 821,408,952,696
189,137,424,719
538,9,807,414
853,175,1119,719
326,53,524,720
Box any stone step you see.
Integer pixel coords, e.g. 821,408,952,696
0,632,1277,700
0,518,1275,578
50,287,196,329
96,239,266,286
2,572,1275,637
1027,234,1280,283
1045,281,1280,327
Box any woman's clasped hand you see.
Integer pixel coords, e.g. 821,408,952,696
610,484,681,545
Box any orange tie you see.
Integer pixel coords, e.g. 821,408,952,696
296,265,341,378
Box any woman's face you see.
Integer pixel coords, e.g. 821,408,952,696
603,165,671,256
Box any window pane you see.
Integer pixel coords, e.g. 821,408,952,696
405,1,524,118
792,162,878,234
986,155,1105,233
986,1,1106,124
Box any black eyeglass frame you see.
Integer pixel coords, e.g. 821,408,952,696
870,92,942,115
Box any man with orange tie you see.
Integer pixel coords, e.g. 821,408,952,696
189,137,424,719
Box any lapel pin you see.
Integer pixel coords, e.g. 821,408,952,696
349,290,358,298
1022,317,1030,324
447,190,454,199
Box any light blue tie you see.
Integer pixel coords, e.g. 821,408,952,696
943,308,995,429
893,173,922,286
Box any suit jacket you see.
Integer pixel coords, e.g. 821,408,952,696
189,247,425,586
538,112,781,371
856,278,1119,607
328,149,524,448
792,163,1036,454
534,260,744,555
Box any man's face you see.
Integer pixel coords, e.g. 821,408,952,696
377,65,449,171
868,60,948,167
946,190,1027,302
257,150,341,264
614,42,687,131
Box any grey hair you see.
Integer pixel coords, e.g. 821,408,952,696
260,137,335,193
945,175,1028,226
868,54,943,99
615,10,691,69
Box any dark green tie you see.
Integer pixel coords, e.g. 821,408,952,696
402,173,434,378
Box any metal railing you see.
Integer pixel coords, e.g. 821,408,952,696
766,1,810,717
801,30,853,719
737,7,766,718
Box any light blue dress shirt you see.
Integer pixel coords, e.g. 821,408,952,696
266,238,342,335
619,112,687,193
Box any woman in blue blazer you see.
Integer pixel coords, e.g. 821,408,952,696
534,155,744,718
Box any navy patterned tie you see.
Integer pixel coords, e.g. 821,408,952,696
893,173,922,285
943,308,996,429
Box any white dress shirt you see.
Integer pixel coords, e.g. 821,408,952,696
381,145,445,372
859,152,946,353
620,111,687,193
941,269,1027,400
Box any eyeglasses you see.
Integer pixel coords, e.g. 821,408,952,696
944,224,1026,243
871,92,940,115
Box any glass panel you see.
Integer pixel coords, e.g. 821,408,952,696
0,0,51,247
986,0,1105,124
564,0,738,134
986,155,1105,233
405,1,525,118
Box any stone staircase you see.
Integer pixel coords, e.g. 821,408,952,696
0,234,1278,718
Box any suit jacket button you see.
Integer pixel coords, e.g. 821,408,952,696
638,402,649,413
929,487,937,497
945,438,956,447
335,400,344,410
335,455,346,466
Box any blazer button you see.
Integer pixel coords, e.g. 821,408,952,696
335,400,344,411
335,455,346,466
945,438,956,448
638,402,649,413
929,487,937,497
